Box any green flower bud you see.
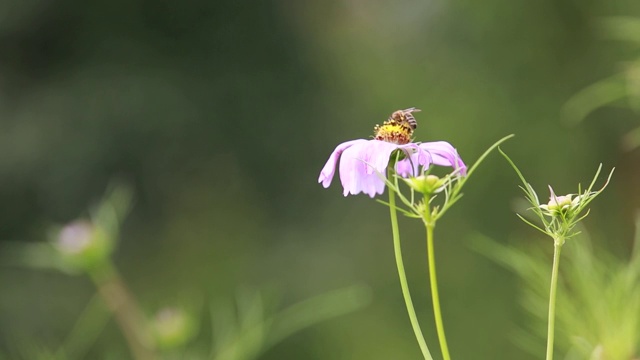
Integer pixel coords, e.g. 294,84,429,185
404,175,445,195
539,186,580,217
150,307,197,350
545,195,574,211
54,220,112,272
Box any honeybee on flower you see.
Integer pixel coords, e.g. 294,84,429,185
318,108,466,198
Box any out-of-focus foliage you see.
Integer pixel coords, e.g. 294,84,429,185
210,286,371,360
6,185,372,359
1,186,371,359
564,16,640,150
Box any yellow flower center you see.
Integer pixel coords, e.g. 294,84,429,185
373,121,413,144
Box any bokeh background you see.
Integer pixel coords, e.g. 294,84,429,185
1,0,639,359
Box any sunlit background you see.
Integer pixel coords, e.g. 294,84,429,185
1,0,639,359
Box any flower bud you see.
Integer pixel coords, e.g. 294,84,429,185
150,307,196,350
54,220,112,271
539,186,580,216
404,175,445,195
545,195,574,212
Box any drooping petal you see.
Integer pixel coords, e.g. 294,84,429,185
418,141,467,175
396,144,432,177
395,159,415,177
339,140,400,197
318,139,366,188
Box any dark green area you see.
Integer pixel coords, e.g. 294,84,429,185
0,0,639,359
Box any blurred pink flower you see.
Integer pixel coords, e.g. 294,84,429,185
318,139,466,198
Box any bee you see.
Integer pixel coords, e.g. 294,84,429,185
374,107,422,144
389,107,420,130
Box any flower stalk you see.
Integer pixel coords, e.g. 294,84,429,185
383,135,513,360
545,239,563,360
88,261,157,360
424,212,451,360
389,186,433,360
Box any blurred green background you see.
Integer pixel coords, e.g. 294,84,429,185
1,0,639,359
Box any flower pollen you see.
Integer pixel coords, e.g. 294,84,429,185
374,120,413,145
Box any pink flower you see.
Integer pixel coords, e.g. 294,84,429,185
318,139,466,198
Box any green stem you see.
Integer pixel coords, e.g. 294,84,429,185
88,262,157,360
545,241,562,360
426,221,451,360
388,188,433,360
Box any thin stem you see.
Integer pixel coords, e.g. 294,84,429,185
545,241,562,360
388,188,434,360
89,262,157,360
425,220,451,360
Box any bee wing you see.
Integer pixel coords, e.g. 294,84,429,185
402,107,421,113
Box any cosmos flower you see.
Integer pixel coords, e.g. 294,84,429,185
318,109,466,198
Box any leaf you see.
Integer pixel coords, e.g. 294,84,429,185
562,75,628,126
599,17,640,44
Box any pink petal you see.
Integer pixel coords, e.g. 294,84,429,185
418,141,467,175
318,139,366,188
339,140,399,197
